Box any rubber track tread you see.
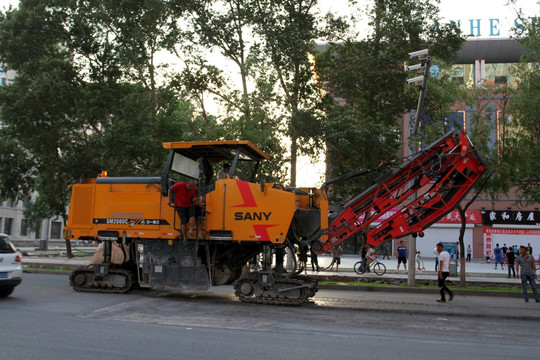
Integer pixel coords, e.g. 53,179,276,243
69,266,135,294
234,275,318,306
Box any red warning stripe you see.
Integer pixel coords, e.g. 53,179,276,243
253,224,278,241
232,180,257,207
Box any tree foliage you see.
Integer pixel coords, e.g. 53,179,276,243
317,0,463,201
175,0,347,185
504,6,540,203
0,0,190,220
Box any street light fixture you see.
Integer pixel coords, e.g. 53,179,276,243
408,48,429,58
405,63,423,71
406,75,424,84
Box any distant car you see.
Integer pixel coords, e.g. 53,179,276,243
0,234,22,297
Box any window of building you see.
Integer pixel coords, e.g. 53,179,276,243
446,111,466,131
4,218,13,235
495,76,507,84
452,76,464,83
50,221,62,239
20,219,29,236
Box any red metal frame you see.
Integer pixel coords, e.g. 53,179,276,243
322,130,486,252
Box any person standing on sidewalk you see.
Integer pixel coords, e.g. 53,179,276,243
383,242,391,260
396,240,407,272
515,245,540,303
494,243,504,270
332,244,343,272
310,246,320,272
506,247,516,279
466,245,472,262
436,242,454,303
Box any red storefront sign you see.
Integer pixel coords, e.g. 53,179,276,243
437,209,483,224
357,209,483,224
484,228,540,236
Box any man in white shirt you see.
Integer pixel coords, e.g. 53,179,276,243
436,242,454,303
217,163,230,180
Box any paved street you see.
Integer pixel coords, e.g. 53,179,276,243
2,273,539,360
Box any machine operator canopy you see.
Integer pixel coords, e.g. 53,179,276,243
161,140,269,189
162,140,269,163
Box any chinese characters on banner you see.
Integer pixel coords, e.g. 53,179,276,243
484,231,493,259
438,209,482,224
482,210,540,226
356,209,483,223
483,228,540,258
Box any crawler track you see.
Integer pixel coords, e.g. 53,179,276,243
234,275,318,306
69,266,135,294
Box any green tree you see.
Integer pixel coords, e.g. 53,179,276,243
503,5,540,203
0,0,191,253
178,0,345,185
317,0,463,201
251,0,339,186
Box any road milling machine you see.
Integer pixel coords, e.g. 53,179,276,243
65,130,485,305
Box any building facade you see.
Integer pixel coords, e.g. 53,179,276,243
396,38,539,261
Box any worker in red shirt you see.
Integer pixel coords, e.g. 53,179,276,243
170,179,198,239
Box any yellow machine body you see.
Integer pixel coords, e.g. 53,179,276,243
65,140,328,245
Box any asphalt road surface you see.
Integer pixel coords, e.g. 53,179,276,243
1,273,538,360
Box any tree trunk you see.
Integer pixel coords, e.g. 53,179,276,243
63,216,73,258
290,136,297,187
458,205,467,287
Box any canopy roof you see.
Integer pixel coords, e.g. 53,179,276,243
162,140,269,162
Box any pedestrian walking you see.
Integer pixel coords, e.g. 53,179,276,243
515,245,539,303
466,245,472,262
433,246,439,271
396,240,407,272
436,242,454,303
527,243,533,255
416,251,424,271
506,247,516,278
494,243,504,270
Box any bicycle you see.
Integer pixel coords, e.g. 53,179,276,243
354,257,386,275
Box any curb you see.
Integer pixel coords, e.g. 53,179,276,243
317,283,523,298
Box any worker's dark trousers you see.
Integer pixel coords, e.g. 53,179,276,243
438,272,453,301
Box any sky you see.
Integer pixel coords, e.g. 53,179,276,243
0,0,537,186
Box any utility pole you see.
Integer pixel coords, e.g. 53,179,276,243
405,49,431,286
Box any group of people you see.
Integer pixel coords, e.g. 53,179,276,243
492,243,534,271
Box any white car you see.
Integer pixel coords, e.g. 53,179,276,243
0,234,22,297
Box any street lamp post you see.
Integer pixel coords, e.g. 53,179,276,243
405,49,431,286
